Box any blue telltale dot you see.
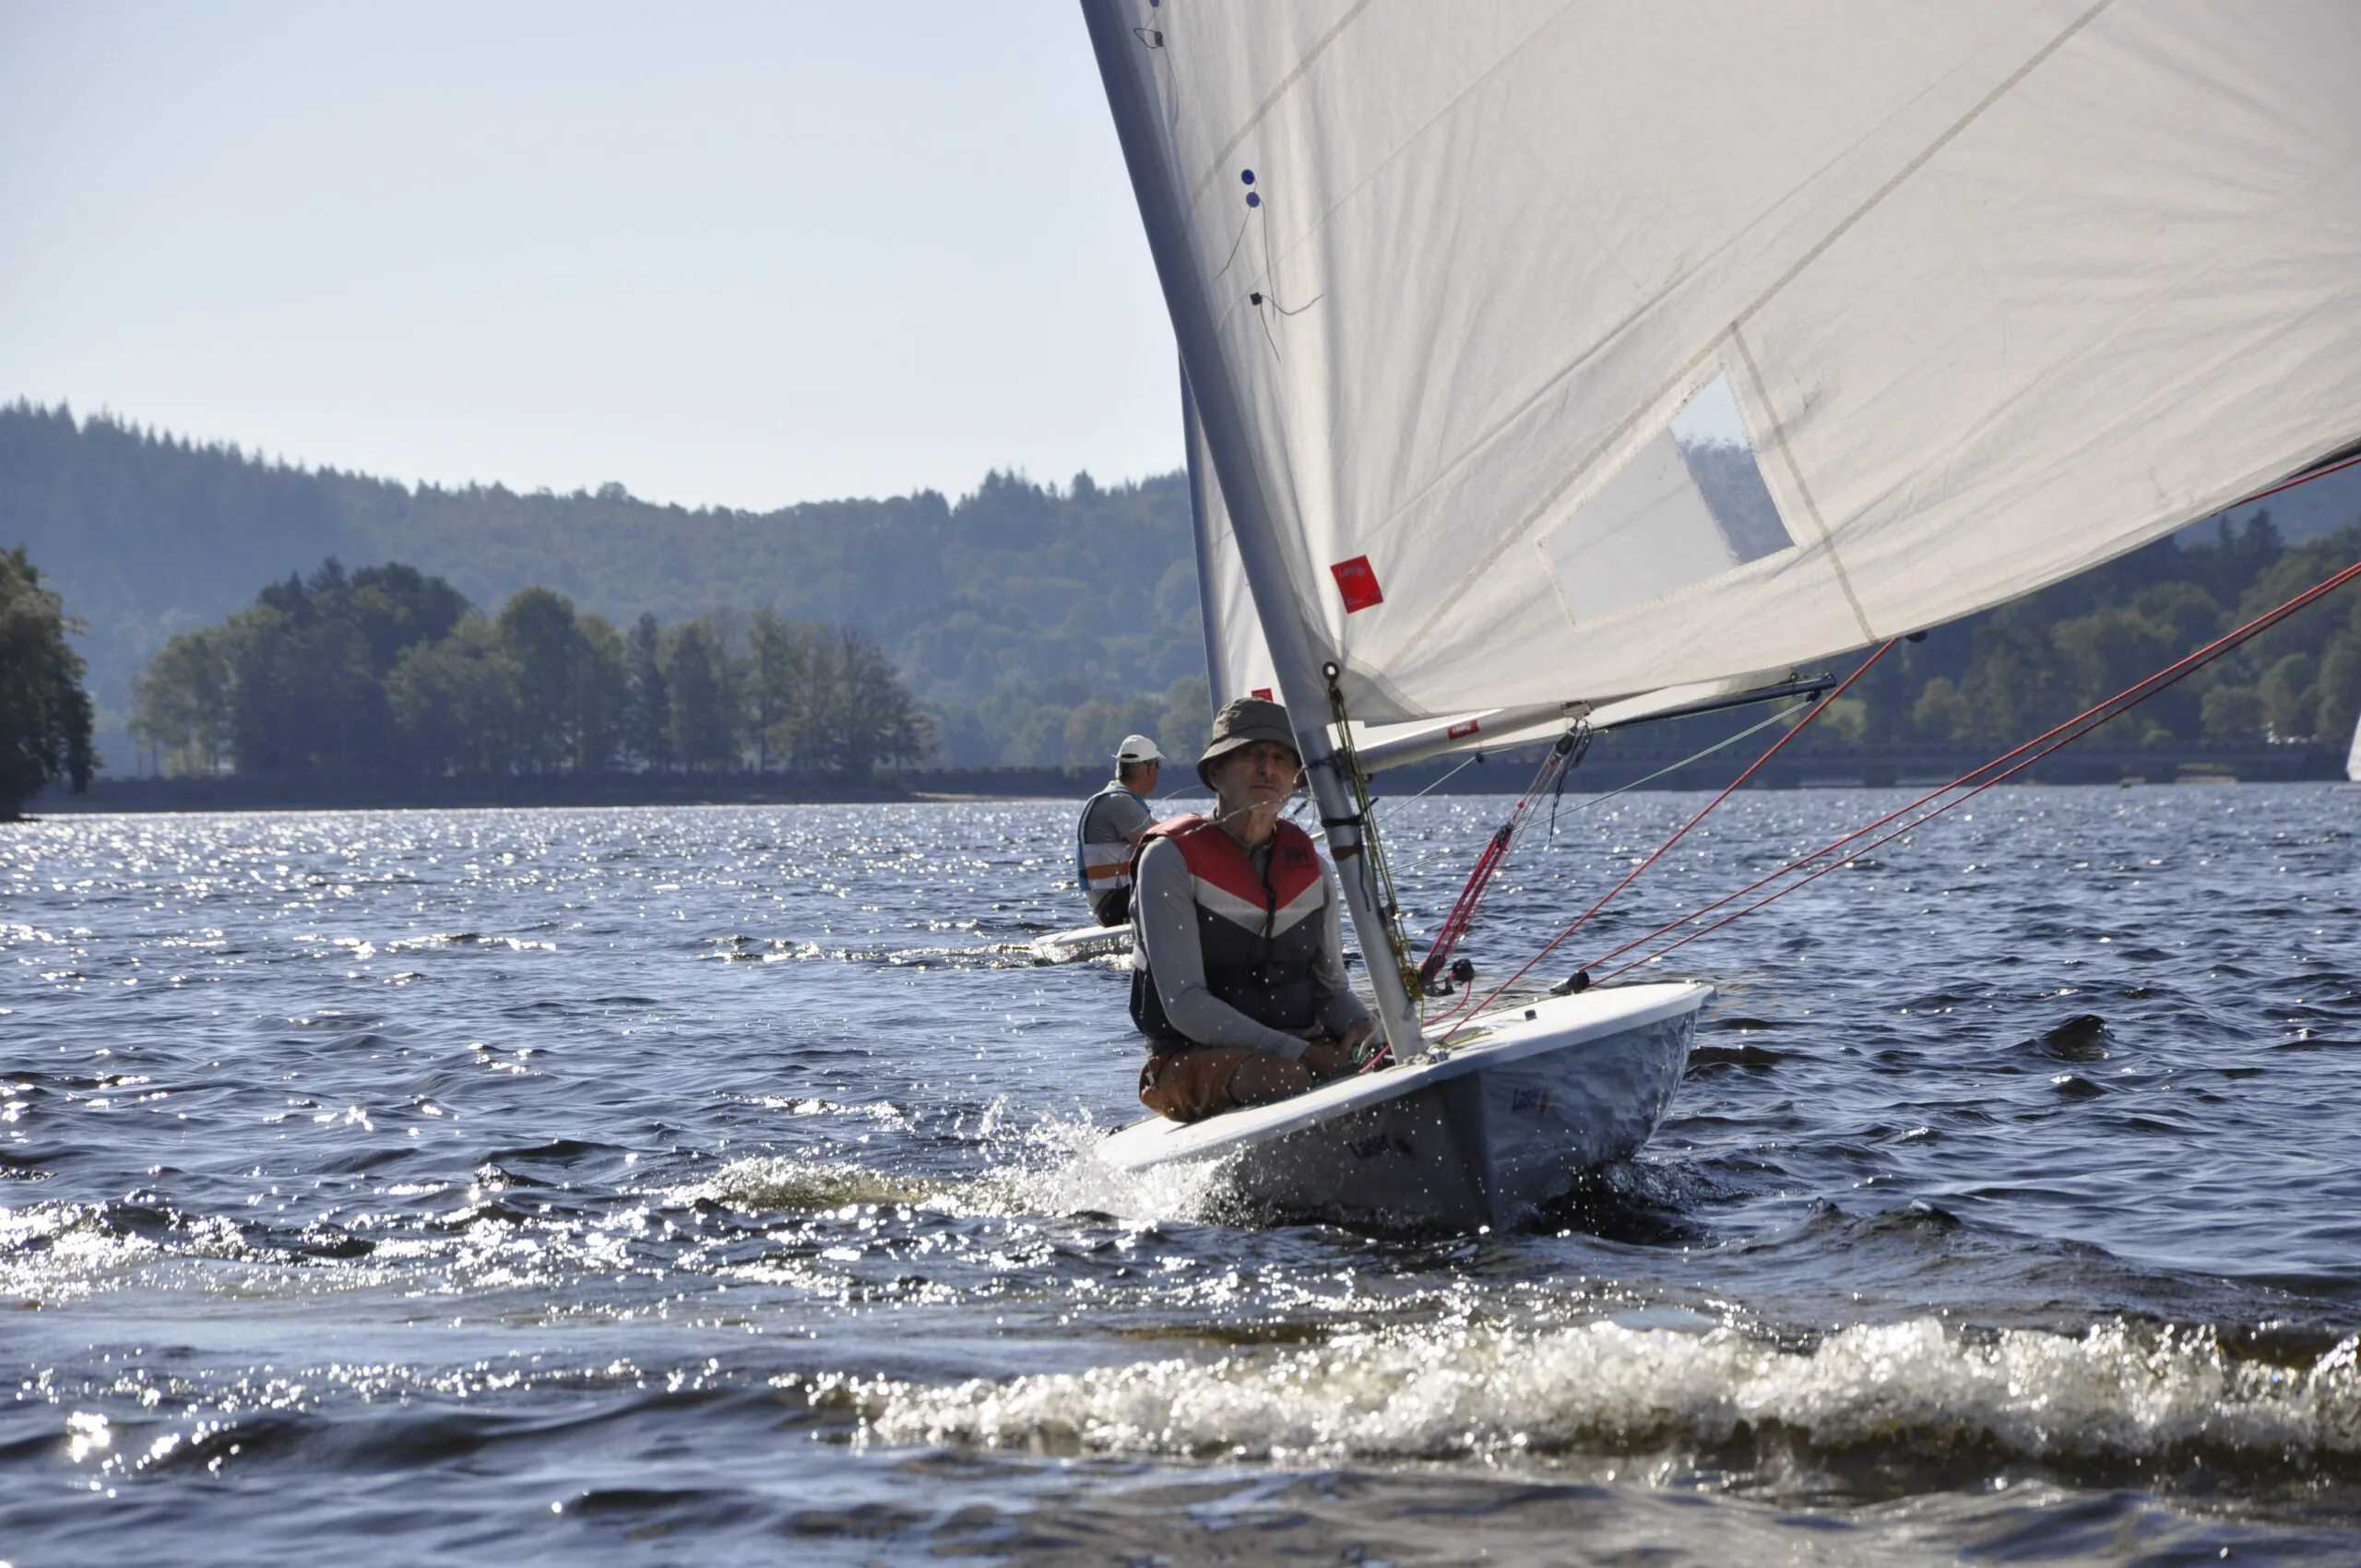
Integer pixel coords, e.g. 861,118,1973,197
1240,169,1255,185
1245,191,1261,208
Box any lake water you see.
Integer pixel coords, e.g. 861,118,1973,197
4,786,2359,1565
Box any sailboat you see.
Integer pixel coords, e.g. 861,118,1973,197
1080,0,2361,1228
2348,709,2361,785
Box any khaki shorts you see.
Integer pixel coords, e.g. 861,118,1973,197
1139,1044,1307,1123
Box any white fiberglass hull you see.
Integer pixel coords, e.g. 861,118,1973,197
1029,923,1133,965
1096,980,1709,1231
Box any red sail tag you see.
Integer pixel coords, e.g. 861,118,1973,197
1251,687,1274,700
1446,719,1481,740
1330,555,1383,612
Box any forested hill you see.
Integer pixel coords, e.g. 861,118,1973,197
7,398,2361,775
0,402,1203,766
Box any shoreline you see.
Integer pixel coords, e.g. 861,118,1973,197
24,740,2349,815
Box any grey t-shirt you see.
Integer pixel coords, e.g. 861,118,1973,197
1131,832,1372,1059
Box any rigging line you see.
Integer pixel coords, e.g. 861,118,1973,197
1588,550,2361,983
1556,702,1811,819
1415,728,1588,1004
1369,748,1484,826
1555,449,2361,987
1250,196,1324,315
2230,446,2361,513
1430,641,1899,1030
1211,209,1253,280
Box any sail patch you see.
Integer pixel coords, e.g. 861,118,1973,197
1331,555,1385,612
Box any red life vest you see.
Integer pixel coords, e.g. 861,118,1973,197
1128,814,1328,1041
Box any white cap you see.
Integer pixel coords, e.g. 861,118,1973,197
1115,734,1165,765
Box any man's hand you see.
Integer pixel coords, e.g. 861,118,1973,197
1297,1039,1355,1079
1337,1018,1377,1058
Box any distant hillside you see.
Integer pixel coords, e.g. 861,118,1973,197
6,400,2359,773
0,402,1202,766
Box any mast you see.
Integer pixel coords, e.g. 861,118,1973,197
1085,1,1424,1054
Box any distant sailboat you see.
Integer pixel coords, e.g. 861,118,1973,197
1082,0,2361,1227
2348,709,2361,784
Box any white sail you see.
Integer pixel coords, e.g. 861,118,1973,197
1113,0,2361,726
1185,373,1281,708
1191,368,1778,769
2348,709,2361,785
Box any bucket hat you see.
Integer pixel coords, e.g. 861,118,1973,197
1196,696,1299,787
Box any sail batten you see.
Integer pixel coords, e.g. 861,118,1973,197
1112,0,2361,726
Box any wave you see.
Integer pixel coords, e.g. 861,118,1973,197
852,1315,2361,1484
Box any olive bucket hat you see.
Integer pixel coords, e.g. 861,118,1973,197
1195,696,1300,788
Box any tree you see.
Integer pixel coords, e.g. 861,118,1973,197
747,609,811,769
573,613,629,772
1157,676,1212,767
1911,675,1967,742
807,628,934,772
623,613,671,769
1953,608,2068,744
219,558,469,777
2259,653,2319,741
1062,691,1160,767
2318,611,2361,748
2201,683,2266,741
131,625,234,775
0,545,96,816
665,618,737,770
497,587,598,771
386,613,519,776
2051,604,2189,738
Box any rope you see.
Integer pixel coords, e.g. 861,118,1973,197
1323,670,1418,999
1556,701,1811,817
1585,549,2361,984
1429,641,1900,1028
1369,747,1486,826
1415,725,1590,998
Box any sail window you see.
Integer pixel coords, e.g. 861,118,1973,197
1541,374,1795,624
1669,376,1792,564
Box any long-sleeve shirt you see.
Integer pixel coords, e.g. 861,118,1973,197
1131,833,1372,1059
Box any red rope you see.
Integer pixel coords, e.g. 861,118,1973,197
1429,639,1900,1028
2227,448,2361,511
1584,550,2361,984
1416,733,1584,998
1419,825,1512,987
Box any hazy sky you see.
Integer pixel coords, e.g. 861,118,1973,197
0,3,1177,509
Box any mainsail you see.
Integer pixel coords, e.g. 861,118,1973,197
1100,0,2361,725
1089,0,2361,1051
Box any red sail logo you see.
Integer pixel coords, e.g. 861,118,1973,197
1330,556,1383,612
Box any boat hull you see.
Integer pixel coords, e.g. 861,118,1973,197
1029,923,1133,964
1096,980,1708,1231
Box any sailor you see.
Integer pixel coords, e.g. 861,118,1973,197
1129,697,1375,1122
1074,733,1164,926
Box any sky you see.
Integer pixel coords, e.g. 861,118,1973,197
0,3,1178,509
